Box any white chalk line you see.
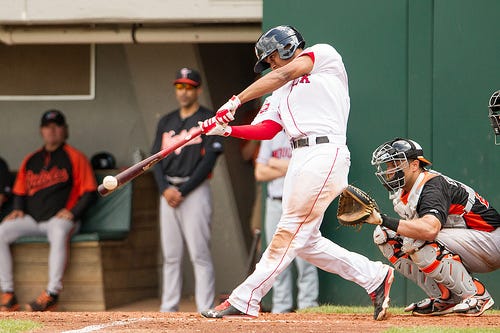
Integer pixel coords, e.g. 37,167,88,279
61,316,323,332
61,317,154,333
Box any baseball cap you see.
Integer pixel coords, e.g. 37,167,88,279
173,68,201,87
40,109,67,127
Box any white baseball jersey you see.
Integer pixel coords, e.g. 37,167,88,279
252,43,350,143
255,130,291,198
225,42,390,318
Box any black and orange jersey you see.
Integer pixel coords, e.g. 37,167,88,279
418,175,500,232
12,143,97,222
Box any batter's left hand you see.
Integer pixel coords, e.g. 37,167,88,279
199,118,232,137
215,95,241,124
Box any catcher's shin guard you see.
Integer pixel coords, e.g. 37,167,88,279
410,242,476,299
373,226,442,298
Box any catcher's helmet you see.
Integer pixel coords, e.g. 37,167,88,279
371,138,431,192
253,25,306,73
91,152,116,170
488,90,500,144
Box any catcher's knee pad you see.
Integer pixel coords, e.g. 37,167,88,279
410,242,476,298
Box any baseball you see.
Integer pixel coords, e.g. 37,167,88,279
102,175,118,190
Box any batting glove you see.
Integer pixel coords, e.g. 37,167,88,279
199,118,232,137
215,95,241,124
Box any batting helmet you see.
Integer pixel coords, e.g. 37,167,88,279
91,152,116,170
371,138,431,192
253,25,306,73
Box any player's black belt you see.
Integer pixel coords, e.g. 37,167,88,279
269,196,282,201
291,136,330,149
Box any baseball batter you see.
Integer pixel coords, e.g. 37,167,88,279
369,138,499,316
255,129,319,313
199,25,394,321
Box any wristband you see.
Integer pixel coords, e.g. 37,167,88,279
381,214,400,232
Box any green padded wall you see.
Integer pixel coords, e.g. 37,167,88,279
263,0,500,308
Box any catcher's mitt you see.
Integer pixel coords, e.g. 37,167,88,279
337,185,379,227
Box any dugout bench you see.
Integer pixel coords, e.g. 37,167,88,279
10,171,160,311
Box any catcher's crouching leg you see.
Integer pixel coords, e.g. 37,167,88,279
373,226,442,299
410,242,476,299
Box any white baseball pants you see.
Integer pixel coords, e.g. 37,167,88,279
228,143,389,316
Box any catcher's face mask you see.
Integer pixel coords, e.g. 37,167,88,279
371,138,432,192
489,90,500,145
371,143,409,192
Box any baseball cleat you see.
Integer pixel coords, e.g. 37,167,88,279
25,290,58,312
453,292,494,317
370,266,394,321
406,298,456,316
0,292,20,312
201,300,255,319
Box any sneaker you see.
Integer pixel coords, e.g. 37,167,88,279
1,292,20,311
25,291,58,312
201,300,254,319
453,292,495,317
406,298,456,316
370,266,394,321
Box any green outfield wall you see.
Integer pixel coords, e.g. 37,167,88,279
262,0,500,308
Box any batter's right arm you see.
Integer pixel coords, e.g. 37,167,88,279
237,55,314,104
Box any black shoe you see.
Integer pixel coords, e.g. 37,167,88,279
369,267,394,321
406,298,456,316
201,300,254,319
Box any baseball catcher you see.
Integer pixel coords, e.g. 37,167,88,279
366,137,499,317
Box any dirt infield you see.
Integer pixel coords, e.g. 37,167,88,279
1,311,499,332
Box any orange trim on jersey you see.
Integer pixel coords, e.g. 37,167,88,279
463,211,495,232
400,171,437,204
12,150,39,196
400,191,410,204
63,145,97,211
449,203,464,215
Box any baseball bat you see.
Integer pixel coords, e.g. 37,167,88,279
246,228,261,276
97,127,203,197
